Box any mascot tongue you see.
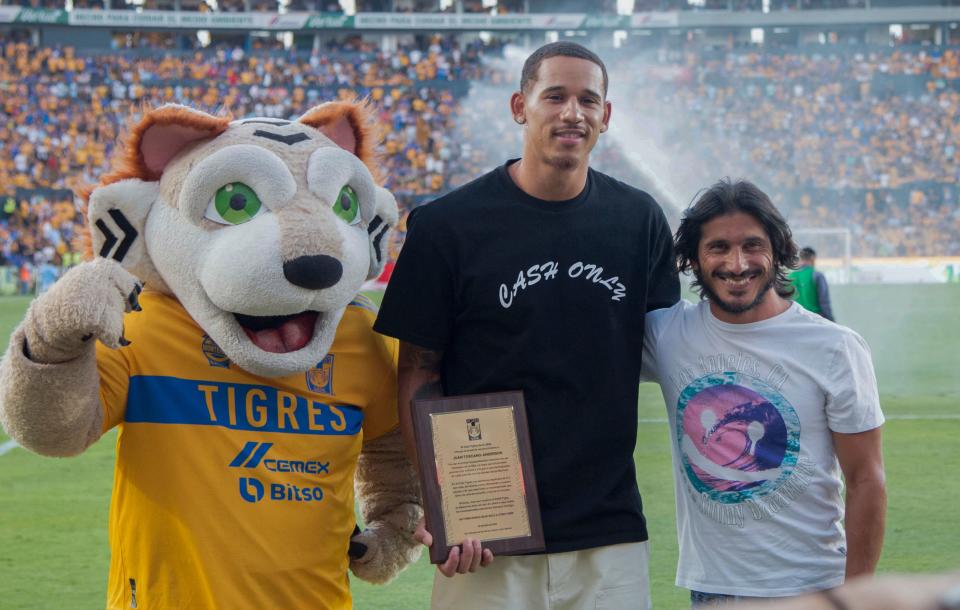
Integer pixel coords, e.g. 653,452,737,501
240,312,318,354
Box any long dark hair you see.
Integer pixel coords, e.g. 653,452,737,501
675,178,798,298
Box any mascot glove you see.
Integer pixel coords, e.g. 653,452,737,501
23,258,143,364
349,428,424,584
349,504,424,585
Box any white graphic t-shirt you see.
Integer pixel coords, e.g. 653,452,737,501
642,300,884,597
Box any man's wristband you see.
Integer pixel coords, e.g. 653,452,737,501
820,587,850,610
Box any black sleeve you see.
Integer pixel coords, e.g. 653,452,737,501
373,207,456,351
646,205,681,312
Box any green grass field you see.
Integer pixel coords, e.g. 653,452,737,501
1,285,958,609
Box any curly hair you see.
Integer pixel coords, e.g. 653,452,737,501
675,178,798,299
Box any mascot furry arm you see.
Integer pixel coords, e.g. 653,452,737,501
0,102,421,605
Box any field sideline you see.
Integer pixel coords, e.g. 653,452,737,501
0,284,958,609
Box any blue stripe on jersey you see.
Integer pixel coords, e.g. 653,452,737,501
126,376,364,435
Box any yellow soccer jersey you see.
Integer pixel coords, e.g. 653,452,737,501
95,291,398,610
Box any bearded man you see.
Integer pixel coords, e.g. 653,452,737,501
641,179,886,608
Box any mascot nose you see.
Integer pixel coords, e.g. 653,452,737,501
282,255,343,290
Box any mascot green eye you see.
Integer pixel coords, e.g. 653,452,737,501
333,185,360,226
205,183,264,225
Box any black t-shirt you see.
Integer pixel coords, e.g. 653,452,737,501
374,160,680,553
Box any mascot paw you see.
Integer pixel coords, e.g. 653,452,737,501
24,258,142,363
348,521,423,585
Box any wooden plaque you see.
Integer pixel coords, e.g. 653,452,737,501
411,391,545,564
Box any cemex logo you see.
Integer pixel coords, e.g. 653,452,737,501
229,442,331,475
230,442,328,504
230,441,274,469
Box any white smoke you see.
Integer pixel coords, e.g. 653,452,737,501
458,44,690,219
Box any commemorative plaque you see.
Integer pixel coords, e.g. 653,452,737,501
411,391,544,564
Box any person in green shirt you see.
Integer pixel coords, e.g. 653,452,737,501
789,247,834,321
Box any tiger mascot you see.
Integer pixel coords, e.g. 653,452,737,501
0,101,422,609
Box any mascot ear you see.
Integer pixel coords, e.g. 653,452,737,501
298,100,381,183
88,106,230,282
130,104,231,180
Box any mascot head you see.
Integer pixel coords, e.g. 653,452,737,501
86,102,397,377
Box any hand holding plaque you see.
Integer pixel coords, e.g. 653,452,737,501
411,391,545,564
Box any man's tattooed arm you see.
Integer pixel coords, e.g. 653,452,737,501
397,341,444,465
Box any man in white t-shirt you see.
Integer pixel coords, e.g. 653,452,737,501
641,179,887,607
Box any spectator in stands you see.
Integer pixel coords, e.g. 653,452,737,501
36,258,60,295
17,261,31,295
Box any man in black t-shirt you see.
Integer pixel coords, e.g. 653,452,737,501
374,41,679,610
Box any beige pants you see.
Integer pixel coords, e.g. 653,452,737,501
430,541,651,610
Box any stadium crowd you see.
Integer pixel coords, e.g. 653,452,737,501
0,0,883,11
0,35,497,280
1,34,959,291
614,46,960,256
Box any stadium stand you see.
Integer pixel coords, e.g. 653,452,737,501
614,46,960,256
1,30,959,293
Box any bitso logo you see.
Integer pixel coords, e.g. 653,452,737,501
230,442,328,504
305,355,335,394
239,477,264,503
